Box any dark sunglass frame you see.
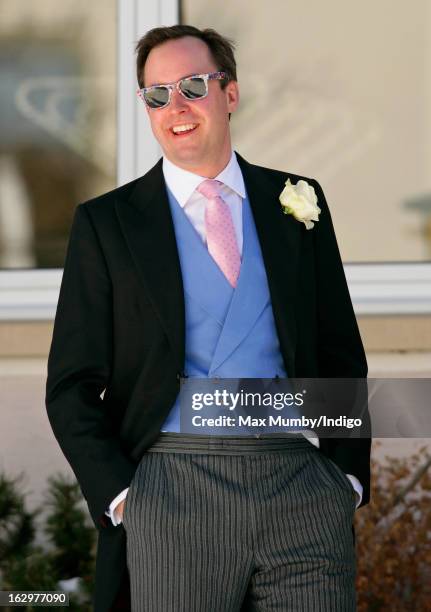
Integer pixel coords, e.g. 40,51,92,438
137,71,227,109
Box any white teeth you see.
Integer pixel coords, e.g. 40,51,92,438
172,124,197,134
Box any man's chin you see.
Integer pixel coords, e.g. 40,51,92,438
166,151,207,172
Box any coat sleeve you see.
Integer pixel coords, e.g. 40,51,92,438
45,203,136,527
310,179,371,506
310,179,367,378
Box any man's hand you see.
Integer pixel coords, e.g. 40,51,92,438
108,487,129,526
114,499,126,523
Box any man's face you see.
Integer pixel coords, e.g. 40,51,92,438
142,36,239,177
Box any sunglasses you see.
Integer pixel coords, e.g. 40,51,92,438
137,71,227,110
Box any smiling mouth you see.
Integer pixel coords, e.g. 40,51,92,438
170,124,199,136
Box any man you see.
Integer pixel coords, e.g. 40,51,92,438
46,25,371,612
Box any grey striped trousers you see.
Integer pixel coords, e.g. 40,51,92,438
123,433,357,611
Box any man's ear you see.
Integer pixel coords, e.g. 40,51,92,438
226,80,240,114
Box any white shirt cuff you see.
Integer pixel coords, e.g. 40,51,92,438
345,474,363,509
105,488,129,526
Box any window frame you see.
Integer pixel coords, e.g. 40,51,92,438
0,0,430,321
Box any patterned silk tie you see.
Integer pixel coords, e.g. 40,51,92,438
196,179,241,288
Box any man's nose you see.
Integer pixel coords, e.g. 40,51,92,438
169,87,190,111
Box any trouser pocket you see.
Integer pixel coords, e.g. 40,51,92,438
312,451,357,510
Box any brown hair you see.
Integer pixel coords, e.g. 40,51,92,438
135,25,237,89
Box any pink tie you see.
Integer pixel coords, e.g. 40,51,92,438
196,179,241,288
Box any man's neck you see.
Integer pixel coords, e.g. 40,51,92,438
163,152,232,179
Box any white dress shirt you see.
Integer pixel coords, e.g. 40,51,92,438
107,150,362,525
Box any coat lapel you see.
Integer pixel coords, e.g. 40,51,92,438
114,158,185,371
235,151,301,376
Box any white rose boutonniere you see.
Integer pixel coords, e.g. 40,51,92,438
279,179,321,230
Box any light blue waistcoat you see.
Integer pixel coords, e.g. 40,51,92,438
161,186,287,431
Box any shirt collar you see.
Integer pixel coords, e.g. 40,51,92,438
162,150,246,207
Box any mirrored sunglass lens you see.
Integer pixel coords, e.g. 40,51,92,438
180,77,207,99
144,87,170,108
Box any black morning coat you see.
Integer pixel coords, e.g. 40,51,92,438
46,151,371,611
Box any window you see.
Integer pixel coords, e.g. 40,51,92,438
0,0,430,319
0,0,117,269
